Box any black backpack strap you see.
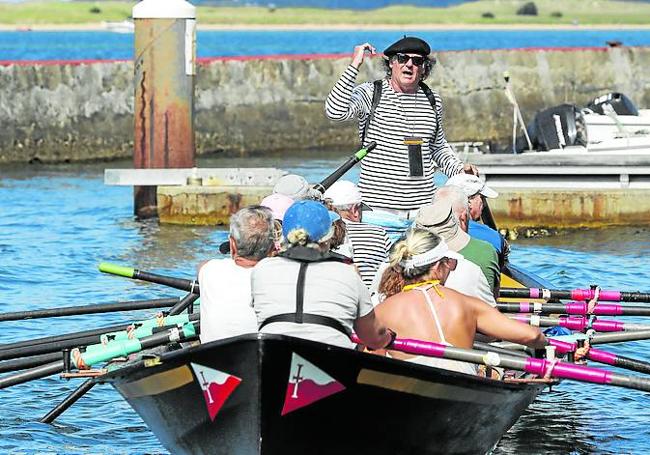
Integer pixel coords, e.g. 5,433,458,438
259,313,352,338
294,262,308,324
258,258,352,338
419,81,440,141
361,79,383,146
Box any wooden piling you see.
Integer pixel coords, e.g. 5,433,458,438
132,0,196,218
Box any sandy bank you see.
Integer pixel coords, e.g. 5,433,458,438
1,22,650,32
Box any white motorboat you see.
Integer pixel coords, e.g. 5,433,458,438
513,93,650,156
102,20,134,34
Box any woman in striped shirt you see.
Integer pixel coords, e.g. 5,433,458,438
325,36,477,218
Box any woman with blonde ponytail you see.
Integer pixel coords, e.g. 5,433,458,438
374,228,546,374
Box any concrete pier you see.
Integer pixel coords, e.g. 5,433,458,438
157,184,273,225
104,167,286,225
3,46,650,164
466,152,650,233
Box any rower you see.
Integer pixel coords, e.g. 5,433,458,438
273,173,321,200
198,206,276,343
323,180,392,288
373,228,546,372
415,193,500,299
252,200,395,350
445,173,510,268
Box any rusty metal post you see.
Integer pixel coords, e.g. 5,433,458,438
132,0,196,218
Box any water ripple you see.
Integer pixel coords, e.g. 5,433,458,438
2,159,650,453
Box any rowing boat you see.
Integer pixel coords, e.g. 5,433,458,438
103,333,543,455
99,263,549,454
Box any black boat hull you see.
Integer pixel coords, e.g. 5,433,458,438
103,334,542,455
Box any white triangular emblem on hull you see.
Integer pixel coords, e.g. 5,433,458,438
281,353,345,416
190,362,242,421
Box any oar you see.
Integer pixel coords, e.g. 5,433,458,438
0,321,199,390
352,334,650,393
590,330,650,345
40,379,95,424
99,263,199,294
312,141,376,193
38,295,197,425
1,320,146,352
548,338,650,374
0,311,196,352
0,313,198,361
472,341,528,358
168,292,200,316
497,301,650,316
510,314,650,332
479,200,498,231
0,352,62,374
0,297,180,322
500,287,650,303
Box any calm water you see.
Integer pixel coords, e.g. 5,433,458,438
1,29,650,61
1,152,650,454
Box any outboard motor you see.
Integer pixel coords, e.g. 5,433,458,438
587,92,639,116
516,104,588,152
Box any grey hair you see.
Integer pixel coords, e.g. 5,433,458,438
332,202,357,212
435,185,470,220
229,206,275,261
383,54,436,81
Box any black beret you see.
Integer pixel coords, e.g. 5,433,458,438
383,36,431,57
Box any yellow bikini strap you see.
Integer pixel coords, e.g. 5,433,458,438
402,279,444,297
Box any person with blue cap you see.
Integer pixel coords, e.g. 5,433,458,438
252,199,396,350
326,36,478,219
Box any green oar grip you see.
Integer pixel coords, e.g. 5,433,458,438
355,141,376,161
99,262,135,279
355,148,368,160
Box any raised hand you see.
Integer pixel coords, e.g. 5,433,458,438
351,43,376,69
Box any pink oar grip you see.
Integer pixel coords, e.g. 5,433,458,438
525,358,613,384
588,349,618,365
392,339,448,357
570,289,622,302
547,339,575,354
592,320,625,332
559,317,587,331
564,302,623,316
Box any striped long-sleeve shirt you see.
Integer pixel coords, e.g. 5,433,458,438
344,219,392,288
326,65,464,211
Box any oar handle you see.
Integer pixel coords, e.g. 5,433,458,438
99,262,200,295
353,334,650,393
500,287,650,303
547,339,650,374
0,297,179,322
98,262,134,279
313,142,376,193
480,199,497,231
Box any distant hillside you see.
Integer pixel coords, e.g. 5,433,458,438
188,0,476,7
190,0,650,6
4,0,650,25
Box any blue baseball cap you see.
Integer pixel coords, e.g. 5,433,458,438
283,200,340,243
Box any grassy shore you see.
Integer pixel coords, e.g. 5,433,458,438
0,0,650,27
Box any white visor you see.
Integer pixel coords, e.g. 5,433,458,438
399,240,463,271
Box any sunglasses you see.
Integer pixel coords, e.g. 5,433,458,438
394,53,426,66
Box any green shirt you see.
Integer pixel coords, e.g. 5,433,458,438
459,238,500,297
